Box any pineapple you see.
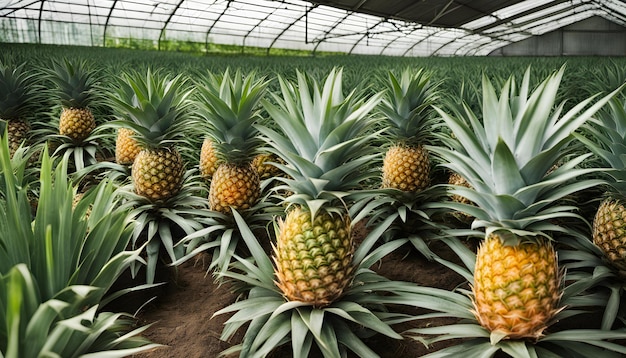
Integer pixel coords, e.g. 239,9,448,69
431,66,618,341
252,152,284,181
109,69,192,202
114,127,141,165
47,59,99,143
198,137,221,179
577,95,626,278
0,61,39,156
194,69,268,214
378,68,440,192
258,68,381,307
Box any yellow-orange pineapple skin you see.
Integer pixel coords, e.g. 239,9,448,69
199,138,221,179
593,197,626,275
274,207,354,308
115,128,142,165
59,107,96,142
472,234,561,340
209,162,260,213
382,144,430,192
7,119,30,156
132,147,184,202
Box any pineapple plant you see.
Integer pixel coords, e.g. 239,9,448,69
0,61,39,156
109,69,192,202
576,95,626,278
47,58,100,143
194,68,269,214
214,69,445,357
378,67,440,192
423,66,621,348
257,68,382,307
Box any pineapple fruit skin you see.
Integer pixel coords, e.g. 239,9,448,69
382,144,430,192
199,138,221,179
472,234,561,340
593,197,626,276
132,146,184,201
7,119,30,156
252,152,284,181
59,107,95,142
274,207,354,308
115,128,141,165
208,162,260,214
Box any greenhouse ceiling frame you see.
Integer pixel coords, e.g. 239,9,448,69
0,0,625,56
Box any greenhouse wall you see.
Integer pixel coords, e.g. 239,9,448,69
489,16,626,56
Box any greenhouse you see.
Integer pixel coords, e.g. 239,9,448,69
2,1,626,357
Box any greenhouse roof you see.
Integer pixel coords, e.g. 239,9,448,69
1,0,625,56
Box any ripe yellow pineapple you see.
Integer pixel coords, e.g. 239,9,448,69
432,66,618,341
274,207,354,306
379,68,440,192
48,59,99,143
473,234,561,339
0,61,39,156
109,69,192,202
194,69,268,214
198,137,221,179
259,68,381,307
115,128,141,165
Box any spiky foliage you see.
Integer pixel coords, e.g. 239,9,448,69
403,235,626,358
378,68,440,192
195,69,268,214
257,68,382,307
109,69,192,202
0,130,160,356
428,66,620,344
576,95,626,278
0,61,39,156
214,210,433,358
47,58,100,143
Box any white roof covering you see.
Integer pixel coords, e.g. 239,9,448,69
0,0,625,56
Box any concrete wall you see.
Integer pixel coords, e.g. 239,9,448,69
489,16,626,56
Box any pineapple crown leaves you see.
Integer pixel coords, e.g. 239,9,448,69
194,68,269,163
109,68,193,148
257,68,382,215
431,65,621,232
576,95,626,192
0,61,40,121
46,58,100,109
378,67,441,144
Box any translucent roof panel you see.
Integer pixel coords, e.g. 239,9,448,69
0,0,625,56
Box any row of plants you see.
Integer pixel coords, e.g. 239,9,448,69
2,44,626,357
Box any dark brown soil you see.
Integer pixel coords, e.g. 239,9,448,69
115,238,471,358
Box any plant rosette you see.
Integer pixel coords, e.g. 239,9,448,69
213,210,430,358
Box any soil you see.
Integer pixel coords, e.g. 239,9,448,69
109,237,471,358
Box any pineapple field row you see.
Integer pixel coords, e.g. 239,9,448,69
2,43,626,357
